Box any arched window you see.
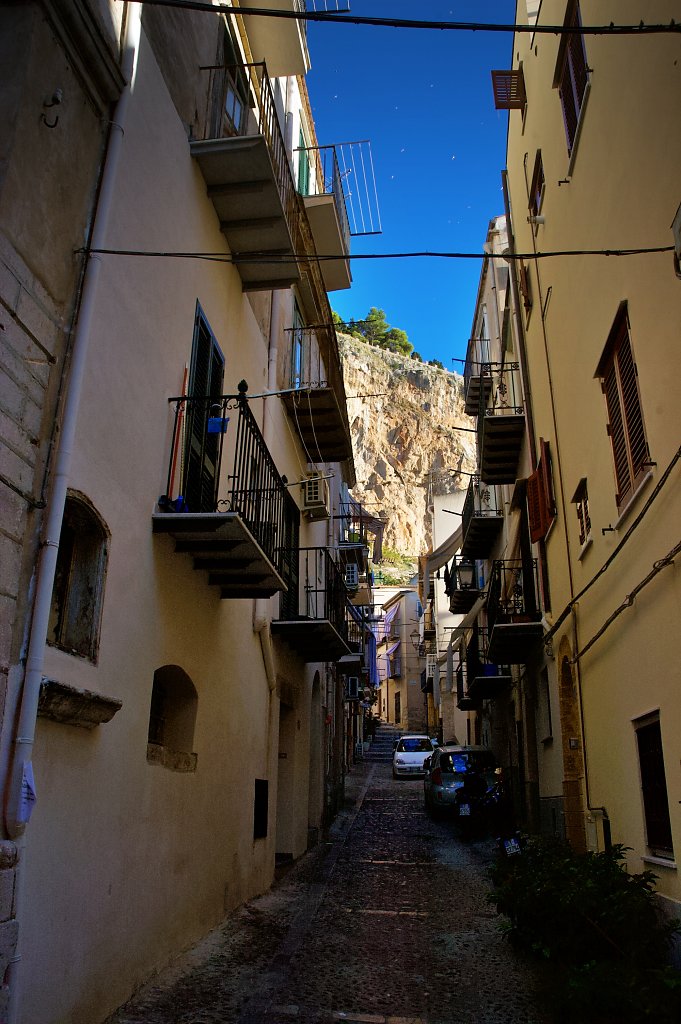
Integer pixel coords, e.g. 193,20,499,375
147,666,198,772
48,492,109,661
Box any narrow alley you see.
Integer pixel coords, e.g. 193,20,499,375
107,728,553,1024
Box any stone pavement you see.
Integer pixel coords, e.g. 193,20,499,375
106,753,554,1024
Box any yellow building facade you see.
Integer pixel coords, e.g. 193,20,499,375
503,0,681,915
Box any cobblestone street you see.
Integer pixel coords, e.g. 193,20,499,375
107,757,554,1024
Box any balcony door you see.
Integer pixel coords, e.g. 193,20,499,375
185,304,224,513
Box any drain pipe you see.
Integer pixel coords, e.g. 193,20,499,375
3,6,142,1020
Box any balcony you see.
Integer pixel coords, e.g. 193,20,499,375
298,144,351,291
456,659,480,711
282,324,353,462
152,384,299,598
238,0,310,77
478,362,526,484
463,336,492,416
487,559,543,664
338,603,368,668
191,62,300,291
461,476,503,559
271,547,351,661
446,556,481,614
463,626,512,704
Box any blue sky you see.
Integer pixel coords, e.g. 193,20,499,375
306,1,515,369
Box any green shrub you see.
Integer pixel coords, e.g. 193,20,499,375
489,838,680,1022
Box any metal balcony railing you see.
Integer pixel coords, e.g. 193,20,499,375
478,361,524,432
463,336,492,405
159,385,298,578
487,559,540,630
297,144,351,252
199,61,299,247
285,323,345,393
278,547,348,638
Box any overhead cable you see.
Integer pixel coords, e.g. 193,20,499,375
136,1,681,36
79,245,675,263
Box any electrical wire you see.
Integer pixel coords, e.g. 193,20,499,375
571,538,681,665
136,2,681,36
544,444,681,646
79,245,675,263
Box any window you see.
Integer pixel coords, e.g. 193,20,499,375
529,151,545,218
48,493,109,661
571,478,591,546
635,715,673,857
254,779,269,839
527,439,555,542
147,665,198,772
597,306,649,509
184,304,225,512
555,2,589,155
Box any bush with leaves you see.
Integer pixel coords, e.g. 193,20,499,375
489,838,681,1022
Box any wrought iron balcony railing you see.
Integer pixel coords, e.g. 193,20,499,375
463,336,492,416
461,625,512,703
486,559,543,663
477,361,526,484
297,144,351,253
461,475,504,559
272,547,350,661
161,387,294,543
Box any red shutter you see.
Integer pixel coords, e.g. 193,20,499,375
527,439,555,542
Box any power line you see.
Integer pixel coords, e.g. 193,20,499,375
137,2,681,36
79,245,675,263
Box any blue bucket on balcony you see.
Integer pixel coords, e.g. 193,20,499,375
207,414,229,434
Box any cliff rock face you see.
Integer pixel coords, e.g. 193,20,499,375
339,335,477,556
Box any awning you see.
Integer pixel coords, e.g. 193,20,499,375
424,524,463,582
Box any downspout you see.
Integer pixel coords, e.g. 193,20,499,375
3,4,142,1020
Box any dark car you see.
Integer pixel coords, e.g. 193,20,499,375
423,744,502,821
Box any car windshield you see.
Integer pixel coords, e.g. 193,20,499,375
397,738,432,753
440,751,497,773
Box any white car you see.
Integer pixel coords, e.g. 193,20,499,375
392,735,434,779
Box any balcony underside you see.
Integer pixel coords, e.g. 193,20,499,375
488,620,544,663
449,588,481,615
464,375,492,417
350,584,373,607
238,0,310,77
461,514,503,559
467,671,512,702
152,512,286,598
303,194,351,291
270,619,351,662
479,413,526,483
338,644,364,667
282,387,353,462
191,136,300,290
457,694,482,711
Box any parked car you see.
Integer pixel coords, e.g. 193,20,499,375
423,745,505,828
392,735,434,779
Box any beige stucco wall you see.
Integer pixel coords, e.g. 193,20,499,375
507,0,681,898
20,20,347,1023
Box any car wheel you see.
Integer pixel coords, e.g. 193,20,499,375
392,768,398,780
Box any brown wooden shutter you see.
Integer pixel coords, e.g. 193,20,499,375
618,333,648,481
527,439,555,542
491,69,526,110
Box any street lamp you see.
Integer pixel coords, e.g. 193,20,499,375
455,558,476,590
409,629,421,652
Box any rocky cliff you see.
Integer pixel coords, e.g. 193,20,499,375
339,334,477,559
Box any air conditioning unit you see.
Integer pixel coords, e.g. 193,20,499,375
344,564,359,589
301,473,330,520
346,676,360,701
